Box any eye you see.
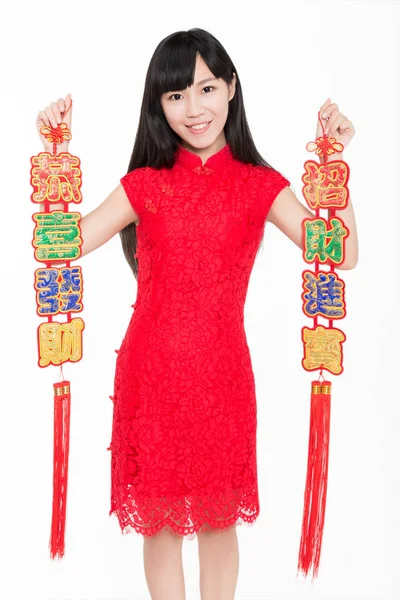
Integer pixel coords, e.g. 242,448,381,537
168,86,215,101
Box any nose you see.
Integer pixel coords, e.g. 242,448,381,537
186,94,206,119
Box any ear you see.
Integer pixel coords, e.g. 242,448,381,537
228,72,237,101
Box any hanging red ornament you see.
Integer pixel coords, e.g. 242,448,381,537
297,111,350,579
30,99,85,560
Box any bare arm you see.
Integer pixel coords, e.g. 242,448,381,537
35,96,140,264
38,184,139,263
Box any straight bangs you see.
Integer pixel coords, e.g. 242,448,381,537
148,33,230,104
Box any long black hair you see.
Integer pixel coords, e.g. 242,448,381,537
120,27,285,279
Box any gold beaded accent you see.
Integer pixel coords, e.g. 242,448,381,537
54,384,70,395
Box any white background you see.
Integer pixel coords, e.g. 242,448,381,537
1,0,399,598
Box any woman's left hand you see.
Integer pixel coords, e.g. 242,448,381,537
317,98,356,150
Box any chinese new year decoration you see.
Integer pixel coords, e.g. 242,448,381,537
297,111,350,579
30,98,84,559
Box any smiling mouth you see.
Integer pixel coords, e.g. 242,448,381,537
186,120,212,130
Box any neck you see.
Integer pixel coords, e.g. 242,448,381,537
180,133,227,166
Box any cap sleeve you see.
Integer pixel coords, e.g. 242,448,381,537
259,166,291,223
120,167,148,223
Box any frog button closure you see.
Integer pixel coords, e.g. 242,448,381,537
192,165,215,175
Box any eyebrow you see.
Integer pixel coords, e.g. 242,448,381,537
195,77,217,86
165,77,217,95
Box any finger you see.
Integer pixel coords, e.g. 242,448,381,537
325,110,343,135
37,110,51,128
338,119,353,134
51,101,62,124
320,97,330,111
322,108,340,136
319,97,331,116
323,103,338,121
324,107,339,128
60,94,72,127
326,113,343,136
57,94,72,116
57,97,66,114
44,106,58,128
62,93,72,112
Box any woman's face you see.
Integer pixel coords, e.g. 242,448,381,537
160,53,236,153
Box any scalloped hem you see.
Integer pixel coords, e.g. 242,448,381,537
109,507,260,541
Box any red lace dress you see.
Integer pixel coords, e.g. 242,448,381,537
109,142,290,539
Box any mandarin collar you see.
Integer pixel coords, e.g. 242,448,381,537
174,143,233,175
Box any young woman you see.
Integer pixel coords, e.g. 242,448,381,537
37,27,358,600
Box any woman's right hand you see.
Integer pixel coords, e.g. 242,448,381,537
36,93,73,153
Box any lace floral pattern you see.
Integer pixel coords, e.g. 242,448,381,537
108,143,290,539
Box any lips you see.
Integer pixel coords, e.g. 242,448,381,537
185,120,213,135
186,120,212,129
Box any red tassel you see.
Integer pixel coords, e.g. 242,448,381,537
297,379,331,579
49,380,71,560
